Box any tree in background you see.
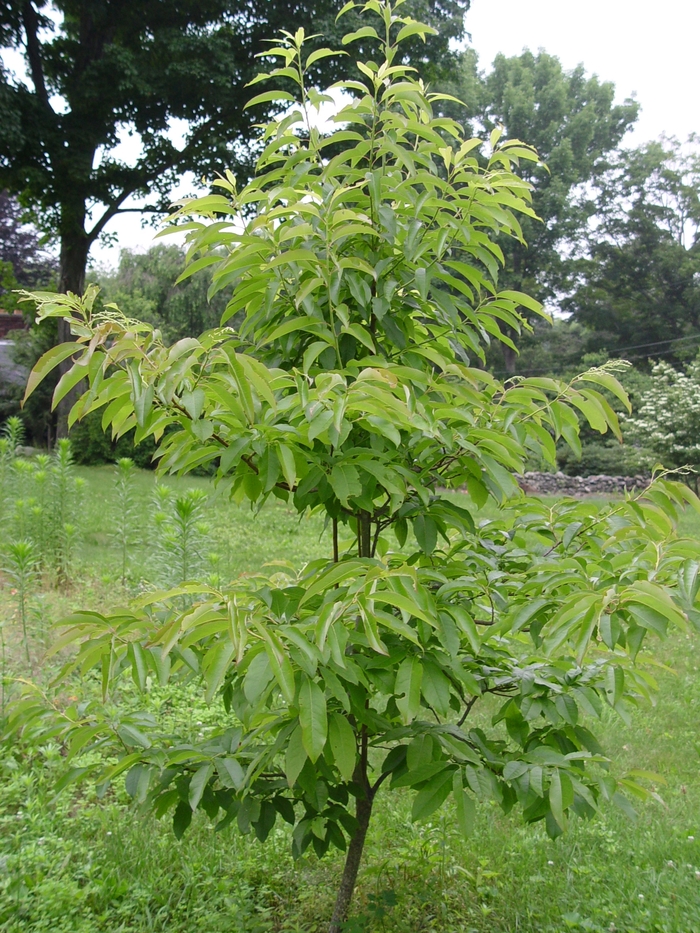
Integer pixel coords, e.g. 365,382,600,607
0,0,469,296
13,5,700,929
0,190,55,309
446,49,638,371
96,245,229,344
566,138,700,364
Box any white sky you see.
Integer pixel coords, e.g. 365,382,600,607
81,0,697,265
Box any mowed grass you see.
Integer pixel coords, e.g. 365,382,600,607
2,466,700,932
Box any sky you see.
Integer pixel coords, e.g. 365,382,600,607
81,0,699,266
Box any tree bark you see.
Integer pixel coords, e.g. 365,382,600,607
328,793,373,933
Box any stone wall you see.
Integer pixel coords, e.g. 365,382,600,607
518,471,649,497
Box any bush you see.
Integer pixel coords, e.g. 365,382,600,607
69,410,156,468
557,440,651,477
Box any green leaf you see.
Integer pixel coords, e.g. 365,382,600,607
244,90,296,109
285,724,308,787
395,656,423,725
328,713,356,781
173,800,193,840
329,463,362,506
452,771,475,837
24,342,83,404
411,769,453,822
189,762,213,810
549,769,565,829
299,678,328,762
216,758,245,791
413,514,437,555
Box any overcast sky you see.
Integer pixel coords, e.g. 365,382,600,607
91,0,700,266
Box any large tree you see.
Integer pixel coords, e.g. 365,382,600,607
0,0,469,297
0,0,469,435
566,138,700,363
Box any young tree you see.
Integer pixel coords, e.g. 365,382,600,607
11,3,700,929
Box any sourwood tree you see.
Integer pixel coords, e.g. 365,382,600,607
10,4,700,929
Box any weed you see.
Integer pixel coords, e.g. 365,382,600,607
2,539,40,664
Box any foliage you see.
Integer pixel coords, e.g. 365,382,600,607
150,485,214,588
566,137,700,363
3,470,700,931
94,245,231,345
112,458,139,586
0,0,469,295
68,409,157,468
2,539,40,663
625,357,700,479
0,436,84,586
0,190,56,310
9,3,700,929
445,48,638,372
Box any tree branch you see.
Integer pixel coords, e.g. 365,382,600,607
22,1,54,114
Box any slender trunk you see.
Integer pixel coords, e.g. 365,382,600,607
56,221,90,438
330,515,375,929
328,793,373,933
358,510,371,559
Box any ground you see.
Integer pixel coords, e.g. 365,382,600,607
1,465,699,932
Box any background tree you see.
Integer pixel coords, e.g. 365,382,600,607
445,50,638,371
0,0,469,435
566,138,700,363
0,0,469,296
12,5,700,930
625,356,700,484
0,190,55,309
96,244,229,344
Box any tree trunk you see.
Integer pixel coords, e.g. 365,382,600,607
56,222,91,438
502,340,517,375
328,793,373,933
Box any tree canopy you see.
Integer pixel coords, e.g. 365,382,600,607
566,138,700,363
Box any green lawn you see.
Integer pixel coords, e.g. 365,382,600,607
2,466,700,932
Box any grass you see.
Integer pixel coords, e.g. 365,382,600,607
2,465,700,932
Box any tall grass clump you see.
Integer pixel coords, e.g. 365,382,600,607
2,539,40,664
151,485,212,587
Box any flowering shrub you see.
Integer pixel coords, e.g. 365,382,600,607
626,358,700,480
